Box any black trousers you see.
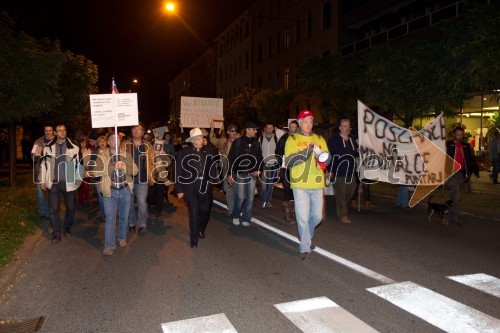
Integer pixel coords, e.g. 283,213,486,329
184,184,212,245
154,183,168,214
48,181,75,236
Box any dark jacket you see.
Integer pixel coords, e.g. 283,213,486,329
175,145,218,198
275,133,289,165
327,132,358,178
445,139,479,178
227,135,263,175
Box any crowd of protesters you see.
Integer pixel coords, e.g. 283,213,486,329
30,112,491,260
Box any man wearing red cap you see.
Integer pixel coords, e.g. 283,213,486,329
284,110,331,260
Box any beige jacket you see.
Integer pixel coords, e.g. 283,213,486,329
94,148,138,197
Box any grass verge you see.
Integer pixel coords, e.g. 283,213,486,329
0,174,41,268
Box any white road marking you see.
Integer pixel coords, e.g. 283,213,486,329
213,199,396,284
275,296,380,333
367,281,500,333
447,273,500,298
161,313,238,333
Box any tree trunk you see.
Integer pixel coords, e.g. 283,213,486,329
9,122,17,187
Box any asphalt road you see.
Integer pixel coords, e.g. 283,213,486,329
0,187,499,333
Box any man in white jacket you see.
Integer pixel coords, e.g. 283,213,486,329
40,124,83,244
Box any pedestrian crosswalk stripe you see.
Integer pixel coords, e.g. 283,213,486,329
275,296,380,333
367,281,500,333
447,273,500,298
161,313,238,333
213,199,396,284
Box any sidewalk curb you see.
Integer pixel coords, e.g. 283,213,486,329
370,191,500,222
0,228,44,296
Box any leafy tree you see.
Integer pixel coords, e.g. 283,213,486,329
224,88,260,127
250,88,294,125
439,1,500,98
55,51,99,134
0,12,64,186
297,55,359,122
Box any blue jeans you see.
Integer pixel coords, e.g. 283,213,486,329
36,183,48,216
232,174,257,222
103,187,131,249
396,186,409,207
292,188,323,253
129,183,148,228
94,182,105,219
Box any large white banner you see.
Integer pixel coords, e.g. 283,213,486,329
90,93,139,128
180,96,223,128
358,101,446,185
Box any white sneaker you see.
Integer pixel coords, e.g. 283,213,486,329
241,221,250,227
118,240,127,247
232,218,240,226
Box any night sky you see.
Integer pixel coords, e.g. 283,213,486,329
1,0,254,126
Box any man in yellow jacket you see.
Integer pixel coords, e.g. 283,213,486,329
284,110,330,261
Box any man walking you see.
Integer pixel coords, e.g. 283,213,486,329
446,127,479,225
176,128,218,248
327,119,358,224
120,123,154,235
285,111,330,260
209,121,240,215
227,122,263,227
32,124,55,218
259,122,279,208
39,124,82,244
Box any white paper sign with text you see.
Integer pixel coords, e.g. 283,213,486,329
180,96,223,128
90,93,139,128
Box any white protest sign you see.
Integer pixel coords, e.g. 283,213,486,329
357,101,445,185
180,96,223,128
90,93,139,129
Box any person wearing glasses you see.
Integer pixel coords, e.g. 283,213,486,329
209,121,240,215
227,122,263,227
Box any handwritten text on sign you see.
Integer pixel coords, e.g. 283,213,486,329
357,101,445,185
180,96,223,128
90,93,139,128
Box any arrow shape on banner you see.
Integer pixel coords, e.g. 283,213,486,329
408,128,461,207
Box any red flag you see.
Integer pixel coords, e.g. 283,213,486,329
112,78,119,94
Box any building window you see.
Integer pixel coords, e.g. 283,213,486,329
322,1,331,29
276,71,281,88
268,38,272,58
285,27,290,49
277,0,281,15
284,67,290,89
277,32,281,54
307,13,312,38
258,44,263,63
296,20,301,43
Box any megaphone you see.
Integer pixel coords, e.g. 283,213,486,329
313,145,330,163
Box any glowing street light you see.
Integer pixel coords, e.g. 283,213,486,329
165,2,175,12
